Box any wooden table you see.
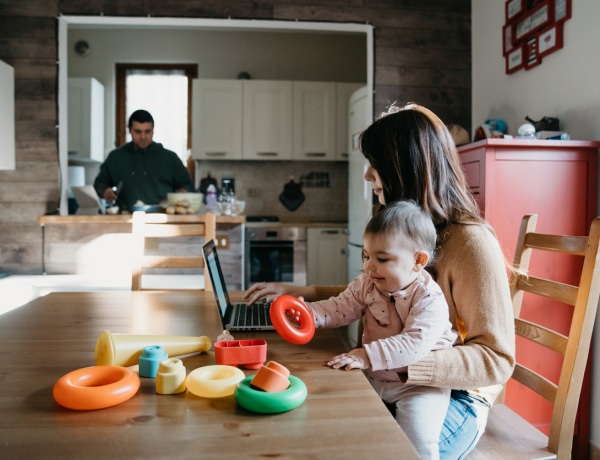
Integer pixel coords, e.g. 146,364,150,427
0,290,418,459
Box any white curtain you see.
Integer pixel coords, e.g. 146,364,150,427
126,70,188,164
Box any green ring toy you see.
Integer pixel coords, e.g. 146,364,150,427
234,375,307,414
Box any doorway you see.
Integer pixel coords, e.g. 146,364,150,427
115,63,198,164
59,16,374,215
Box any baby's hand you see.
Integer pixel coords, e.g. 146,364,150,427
285,308,301,326
283,297,305,326
326,348,370,371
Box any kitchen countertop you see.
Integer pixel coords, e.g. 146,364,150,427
38,215,345,227
38,214,245,225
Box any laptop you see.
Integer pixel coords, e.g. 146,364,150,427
71,185,105,215
202,239,275,331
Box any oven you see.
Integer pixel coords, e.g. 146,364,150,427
244,222,307,290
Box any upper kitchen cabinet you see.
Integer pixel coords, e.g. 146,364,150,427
191,79,365,162
68,78,104,162
336,83,363,161
191,79,243,160
243,80,293,161
292,82,336,161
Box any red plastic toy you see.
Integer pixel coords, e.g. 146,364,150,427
214,339,267,369
270,295,315,345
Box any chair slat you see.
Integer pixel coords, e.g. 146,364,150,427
512,364,558,404
515,318,567,355
525,233,588,255
142,256,205,269
515,275,578,306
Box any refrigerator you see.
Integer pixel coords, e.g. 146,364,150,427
346,86,372,348
347,86,372,281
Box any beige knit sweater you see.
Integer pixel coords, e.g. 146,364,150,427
315,222,516,405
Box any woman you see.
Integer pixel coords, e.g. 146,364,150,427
244,103,515,459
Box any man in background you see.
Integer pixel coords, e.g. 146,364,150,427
94,109,193,212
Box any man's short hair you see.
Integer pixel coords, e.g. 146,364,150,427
128,109,154,128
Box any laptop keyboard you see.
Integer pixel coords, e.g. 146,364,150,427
232,303,272,327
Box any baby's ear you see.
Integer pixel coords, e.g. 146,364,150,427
415,251,430,269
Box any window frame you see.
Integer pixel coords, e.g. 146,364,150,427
115,63,198,148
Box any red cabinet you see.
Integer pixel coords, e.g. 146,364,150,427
459,138,599,459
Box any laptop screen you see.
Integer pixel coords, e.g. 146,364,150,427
71,185,105,215
202,239,231,324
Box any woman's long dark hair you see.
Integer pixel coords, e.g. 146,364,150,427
360,104,484,231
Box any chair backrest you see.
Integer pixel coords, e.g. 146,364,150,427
507,214,600,457
130,211,217,291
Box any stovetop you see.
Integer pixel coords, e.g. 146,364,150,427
246,215,280,222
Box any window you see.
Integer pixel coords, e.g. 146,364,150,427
115,64,198,163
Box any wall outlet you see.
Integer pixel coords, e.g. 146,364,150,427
247,188,262,198
215,235,230,249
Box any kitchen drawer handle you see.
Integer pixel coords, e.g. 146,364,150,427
257,152,279,157
205,152,227,157
321,229,340,235
304,152,326,157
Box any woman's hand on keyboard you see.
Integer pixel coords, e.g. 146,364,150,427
244,282,317,305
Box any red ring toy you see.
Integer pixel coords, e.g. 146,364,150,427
53,365,140,410
270,295,315,345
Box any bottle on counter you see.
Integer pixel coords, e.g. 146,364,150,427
206,184,217,213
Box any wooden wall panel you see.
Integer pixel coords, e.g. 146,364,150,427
0,0,471,274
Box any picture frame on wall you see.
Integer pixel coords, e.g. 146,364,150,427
524,36,542,70
503,23,514,56
506,0,526,22
503,0,571,74
512,0,553,44
537,22,564,59
506,45,524,74
554,0,572,22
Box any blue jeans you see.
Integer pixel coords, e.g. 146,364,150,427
438,390,491,460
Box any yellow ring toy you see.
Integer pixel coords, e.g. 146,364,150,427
235,375,307,414
53,365,140,410
186,365,245,398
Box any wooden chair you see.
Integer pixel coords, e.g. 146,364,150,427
469,214,600,459
130,211,217,291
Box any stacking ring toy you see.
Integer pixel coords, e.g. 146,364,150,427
251,361,290,392
186,365,245,398
53,366,140,411
235,375,307,414
270,295,315,345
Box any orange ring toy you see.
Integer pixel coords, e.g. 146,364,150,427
53,365,140,410
270,295,315,345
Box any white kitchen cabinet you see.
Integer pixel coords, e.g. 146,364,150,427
0,60,15,170
191,79,364,162
292,82,336,161
243,80,293,160
335,83,364,161
307,227,348,285
68,78,104,162
191,79,242,160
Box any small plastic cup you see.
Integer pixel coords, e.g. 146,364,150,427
251,361,291,392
